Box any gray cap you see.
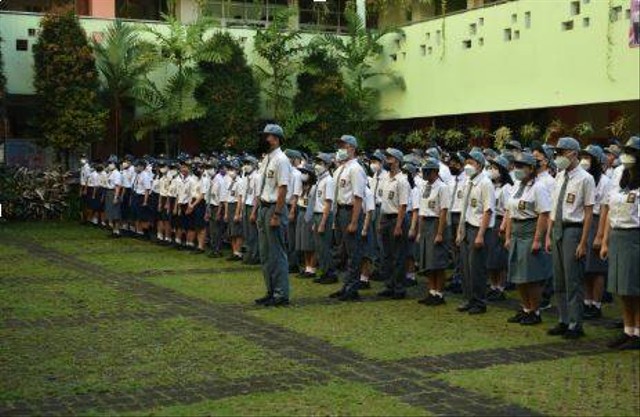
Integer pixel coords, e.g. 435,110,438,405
623,136,640,152
385,148,404,162
339,134,358,148
581,144,604,163
262,124,285,139
242,155,258,165
514,152,537,167
501,151,515,164
555,137,581,152
506,140,522,151
314,152,333,165
284,149,302,160
299,163,314,175
371,149,385,162
402,162,417,176
426,147,440,160
483,148,499,160
490,155,510,171
422,157,440,171
465,149,486,166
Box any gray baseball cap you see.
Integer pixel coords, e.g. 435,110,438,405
339,135,358,148
623,136,640,152
581,144,604,163
555,137,581,152
261,124,285,139
422,157,440,171
385,148,404,162
314,152,333,165
514,152,537,167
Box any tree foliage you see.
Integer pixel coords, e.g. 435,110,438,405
33,11,107,163
194,32,260,153
0,36,6,117
93,20,157,155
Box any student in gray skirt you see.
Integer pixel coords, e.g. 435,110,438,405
104,156,123,237
296,164,317,277
504,152,552,325
600,136,640,350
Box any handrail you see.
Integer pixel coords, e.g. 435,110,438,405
403,0,519,27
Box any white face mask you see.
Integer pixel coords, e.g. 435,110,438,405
122,162,130,169
314,164,326,176
228,170,237,179
243,165,254,174
107,163,116,171
620,153,637,168
80,158,88,165
555,155,571,171
301,173,310,182
369,162,381,173
464,164,477,178
488,168,500,180
336,149,348,162
579,158,591,170
207,168,216,176
160,167,169,174
513,168,527,181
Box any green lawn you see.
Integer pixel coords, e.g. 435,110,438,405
0,221,637,416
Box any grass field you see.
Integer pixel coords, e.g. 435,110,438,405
0,221,638,416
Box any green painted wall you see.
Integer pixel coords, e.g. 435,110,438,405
374,0,640,120
1,0,638,122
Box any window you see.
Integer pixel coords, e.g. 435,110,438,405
462,40,472,49
428,46,433,55
562,20,574,31
525,11,531,28
390,53,398,62
504,28,512,41
420,44,427,56
514,30,520,40
511,13,517,24
583,0,590,3
28,28,37,37
583,17,590,27
426,32,431,41
479,37,484,46
394,39,401,48
16,39,29,51
625,9,631,19
436,30,442,45
570,1,581,16
479,17,484,26
402,52,407,60
610,6,622,22
470,23,477,36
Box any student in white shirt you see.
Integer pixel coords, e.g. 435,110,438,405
242,156,261,265
186,163,208,253
311,153,337,284
104,158,123,237
131,159,152,237
225,160,244,260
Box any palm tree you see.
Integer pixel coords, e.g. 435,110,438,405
132,13,231,152
93,20,156,156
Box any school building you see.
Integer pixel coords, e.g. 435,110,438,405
0,0,638,165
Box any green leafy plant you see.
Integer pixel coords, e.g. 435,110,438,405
443,128,465,150
0,36,6,120
572,121,594,141
425,124,444,147
606,114,634,139
194,32,260,153
543,119,566,144
519,122,541,147
406,130,427,148
93,20,157,156
493,126,512,151
33,11,107,168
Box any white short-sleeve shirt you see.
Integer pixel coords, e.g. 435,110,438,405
369,170,387,205
593,174,612,216
506,178,552,220
379,172,410,215
259,148,291,203
495,183,514,217
314,171,335,214
449,172,468,214
288,168,303,202
550,166,596,223
106,170,122,190
606,183,640,229
175,174,195,205
133,171,152,195
335,158,366,205
463,171,496,228
419,178,451,218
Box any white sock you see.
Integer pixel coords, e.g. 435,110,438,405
234,251,242,256
624,326,634,336
406,273,416,280
308,267,316,273
157,233,163,239
634,327,640,337
593,301,602,309
113,229,120,235
429,289,437,296
497,286,505,291
360,274,369,282
584,299,593,306
137,231,144,235
435,291,443,297
175,239,182,245
165,236,172,242
187,242,194,247
523,308,531,313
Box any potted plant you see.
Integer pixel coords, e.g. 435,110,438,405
572,121,595,143
443,128,466,150
606,114,634,140
425,124,444,148
543,119,566,145
468,125,490,147
519,122,541,147
493,126,513,151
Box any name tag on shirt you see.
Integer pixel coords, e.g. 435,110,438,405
340,179,347,188
230,191,236,197
428,201,436,209
566,193,575,204
388,191,395,200
457,190,463,199
378,189,383,197
518,200,526,211
471,198,478,208
267,170,275,179
628,192,637,204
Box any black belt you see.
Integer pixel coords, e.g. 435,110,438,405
562,222,582,229
513,218,536,224
261,200,275,207
382,213,399,219
337,204,353,210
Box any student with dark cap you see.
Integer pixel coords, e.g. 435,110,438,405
285,149,304,273
207,160,228,257
242,156,261,265
225,160,244,260
416,157,451,306
186,163,208,253
600,136,640,350
254,124,292,307
151,160,166,242
376,148,411,299
504,152,552,325
120,155,136,234
132,159,153,238
104,156,123,238
456,149,496,315
312,152,338,284
579,144,611,319
296,163,317,277
486,155,514,301
174,160,195,249
368,150,387,276
545,137,595,339
446,152,467,293
79,155,91,223
330,135,367,301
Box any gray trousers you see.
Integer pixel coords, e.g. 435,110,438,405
243,205,259,263
450,212,462,280
287,204,300,268
336,207,364,290
372,205,383,264
257,204,290,299
313,212,334,274
379,214,408,294
552,226,585,328
460,225,490,306
208,205,226,253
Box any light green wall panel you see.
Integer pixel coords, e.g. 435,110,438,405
374,0,640,120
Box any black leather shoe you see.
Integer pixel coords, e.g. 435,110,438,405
377,289,395,298
429,295,446,306
563,327,585,340
457,302,472,312
507,309,526,323
254,295,272,305
264,297,290,307
359,281,371,289
583,305,602,320
607,332,631,349
468,304,487,315
520,312,542,326
338,291,361,302
329,289,345,299
618,335,640,350
547,323,569,336
316,275,339,285
417,294,434,305
391,292,406,300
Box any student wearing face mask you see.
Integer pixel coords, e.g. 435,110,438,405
367,150,387,278
224,160,244,260
120,155,136,234
97,161,109,227
486,155,514,302
131,159,153,238
578,145,611,320
545,137,596,339
330,135,367,301
402,162,419,288
504,152,552,325
242,156,261,265
79,155,92,223
150,160,166,242
207,162,228,257
445,153,467,294
86,161,100,225
158,162,176,245
295,164,317,278
312,153,338,284
376,148,411,300
104,157,123,237
415,158,451,306
285,149,304,273
173,161,195,249
600,136,640,350
456,150,496,315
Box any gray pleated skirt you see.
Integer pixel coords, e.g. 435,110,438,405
104,189,121,221
295,210,315,252
607,228,640,296
585,215,608,274
508,219,551,284
227,202,243,237
486,215,508,271
418,217,450,271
